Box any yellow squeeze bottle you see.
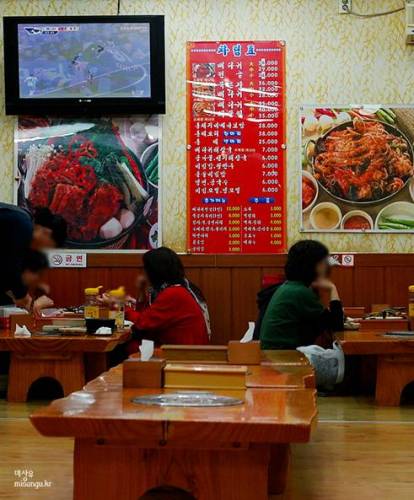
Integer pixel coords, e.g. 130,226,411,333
409,285,414,331
108,286,126,329
84,286,103,320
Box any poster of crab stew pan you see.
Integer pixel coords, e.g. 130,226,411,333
15,116,160,250
301,106,414,233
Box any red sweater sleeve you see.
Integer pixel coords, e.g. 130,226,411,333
125,288,179,334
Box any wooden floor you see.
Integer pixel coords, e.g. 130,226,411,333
1,397,414,499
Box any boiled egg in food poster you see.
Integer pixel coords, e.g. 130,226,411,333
301,105,414,233
15,116,160,250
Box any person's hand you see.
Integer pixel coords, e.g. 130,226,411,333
33,295,54,316
312,278,339,302
37,283,51,295
311,278,336,291
97,293,113,306
125,295,137,308
32,283,51,301
14,294,32,311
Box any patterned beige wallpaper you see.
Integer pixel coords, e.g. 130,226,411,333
1,0,414,252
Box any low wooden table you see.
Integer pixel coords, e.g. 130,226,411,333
0,330,130,402
338,330,414,406
31,363,317,500
85,359,314,496
358,319,408,332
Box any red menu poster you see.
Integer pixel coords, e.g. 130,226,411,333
187,40,286,254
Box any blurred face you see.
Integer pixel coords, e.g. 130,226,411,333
315,257,330,280
31,225,56,250
136,272,149,290
21,269,45,288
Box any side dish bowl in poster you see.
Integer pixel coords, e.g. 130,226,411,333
341,210,373,230
302,170,318,213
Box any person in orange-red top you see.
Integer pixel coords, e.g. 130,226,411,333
125,247,210,354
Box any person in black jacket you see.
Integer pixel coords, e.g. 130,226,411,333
0,203,66,312
258,240,344,349
253,282,283,340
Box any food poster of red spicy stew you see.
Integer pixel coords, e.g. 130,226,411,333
15,116,160,250
300,106,414,233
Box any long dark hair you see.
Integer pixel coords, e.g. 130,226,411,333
143,247,207,303
143,247,185,290
285,240,329,287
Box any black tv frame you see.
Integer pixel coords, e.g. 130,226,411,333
3,15,165,115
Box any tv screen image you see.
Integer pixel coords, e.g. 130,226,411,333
18,22,151,99
3,16,165,115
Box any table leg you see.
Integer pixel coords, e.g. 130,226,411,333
84,352,108,381
376,354,414,406
74,439,270,500
268,443,290,494
7,352,85,402
7,353,30,402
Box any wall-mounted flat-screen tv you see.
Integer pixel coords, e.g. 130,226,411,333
3,15,165,115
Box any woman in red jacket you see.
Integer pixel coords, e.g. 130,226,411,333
125,247,210,353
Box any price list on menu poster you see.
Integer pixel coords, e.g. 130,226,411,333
186,40,286,254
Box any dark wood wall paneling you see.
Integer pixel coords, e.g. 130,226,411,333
45,254,414,345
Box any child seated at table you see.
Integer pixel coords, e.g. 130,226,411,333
260,240,344,350
0,249,54,313
125,247,210,353
0,249,53,380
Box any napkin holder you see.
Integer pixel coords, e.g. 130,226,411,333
227,340,261,365
10,313,36,334
123,357,165,388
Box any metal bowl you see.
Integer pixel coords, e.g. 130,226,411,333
131,392,243,407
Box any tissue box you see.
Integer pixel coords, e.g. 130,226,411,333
123,358,165,388
86,318,115,335
0,307,27,329
164,363,247,390
227,341,261,365
9,313,35,333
